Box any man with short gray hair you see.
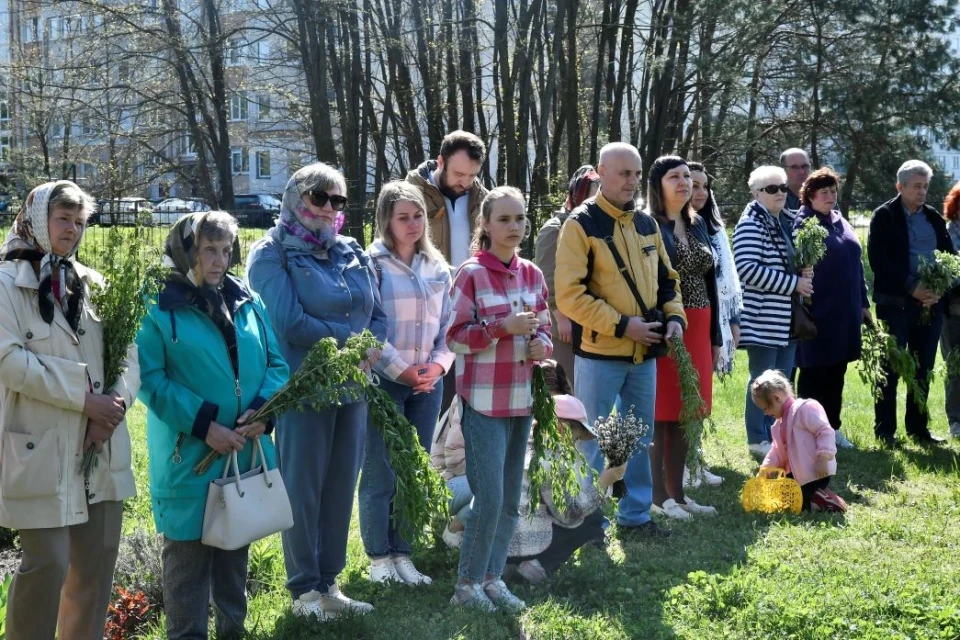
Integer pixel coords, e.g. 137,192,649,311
779,148,811,211
867,159,953,447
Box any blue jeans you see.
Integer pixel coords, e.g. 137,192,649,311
359,377,442,558
448,475,472,522
574,356,656,527
457,401,532,583
744,343,797,444
277,401,367,599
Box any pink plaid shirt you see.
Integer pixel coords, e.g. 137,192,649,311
448,250,553,417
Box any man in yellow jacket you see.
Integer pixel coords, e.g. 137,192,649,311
555,142,686,538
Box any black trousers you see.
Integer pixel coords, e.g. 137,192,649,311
788,474,830,512
874,304,942,440
507,510,605,575
796,362,848,431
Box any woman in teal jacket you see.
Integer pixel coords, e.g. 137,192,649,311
136,212,289,640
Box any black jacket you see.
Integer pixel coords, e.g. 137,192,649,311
867,194,954,307
656,214,722,347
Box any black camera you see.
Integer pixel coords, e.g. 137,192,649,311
644,308,668,359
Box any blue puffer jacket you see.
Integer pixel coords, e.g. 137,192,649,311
135,275,289,541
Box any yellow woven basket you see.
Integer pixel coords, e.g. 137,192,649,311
741,466,803,514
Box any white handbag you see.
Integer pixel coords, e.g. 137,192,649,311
201,437,293,550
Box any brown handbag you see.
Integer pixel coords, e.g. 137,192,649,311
791,294,818,341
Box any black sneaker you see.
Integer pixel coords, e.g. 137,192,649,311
910,432,946,447
618,520,672,538
876,435,901,449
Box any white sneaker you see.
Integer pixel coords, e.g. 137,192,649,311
682,466,702,489
292,590,330,622
516,559,548,584
368,556,402,584
834,430,856,449
392,555,432,585
651,498,692,520
442,525,463,549
680,496,718,516
748,441,772,457
319,584,373,617
701,468,723,486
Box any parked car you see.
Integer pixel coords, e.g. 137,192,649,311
152,198,211,225
233,193,281,228
94,198,153,226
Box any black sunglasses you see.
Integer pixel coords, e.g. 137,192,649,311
306,190,348,211
758,184,789,195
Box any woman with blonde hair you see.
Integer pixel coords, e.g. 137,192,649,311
359,180,454,585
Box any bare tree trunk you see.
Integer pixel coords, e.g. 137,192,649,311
609,0,638,141
564,0,581,171
458,0,477,132
532,0,565,203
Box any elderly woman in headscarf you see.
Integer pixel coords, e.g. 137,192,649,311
135,211,288,639
534,165,601,387
246,162,387,622
0,181,139,640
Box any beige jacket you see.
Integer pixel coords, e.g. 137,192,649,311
430,396,465,481
0,259,139,529
405,161,486,264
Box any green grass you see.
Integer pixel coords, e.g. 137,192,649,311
10,221,960,638
120,351,960,639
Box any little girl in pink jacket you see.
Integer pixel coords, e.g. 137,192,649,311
751,370,847,513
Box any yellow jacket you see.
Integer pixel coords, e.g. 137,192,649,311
554,192,686,362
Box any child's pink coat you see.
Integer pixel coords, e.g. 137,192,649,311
761,397,837,486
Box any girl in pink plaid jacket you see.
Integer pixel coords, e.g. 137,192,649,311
446,186,552,612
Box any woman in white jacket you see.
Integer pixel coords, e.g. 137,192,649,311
0,181,139,640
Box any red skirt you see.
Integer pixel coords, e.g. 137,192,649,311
655,306,713,421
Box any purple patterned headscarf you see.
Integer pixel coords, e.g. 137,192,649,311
275,163,347,252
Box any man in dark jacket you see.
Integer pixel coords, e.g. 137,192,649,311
867,160,953,447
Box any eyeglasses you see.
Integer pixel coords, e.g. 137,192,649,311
758,184,789,195
306,190,348,211
786,164,811,171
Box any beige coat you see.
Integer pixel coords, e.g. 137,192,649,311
0,259,139,530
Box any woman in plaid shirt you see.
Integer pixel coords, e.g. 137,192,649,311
359,181,455,587
447,186,552,612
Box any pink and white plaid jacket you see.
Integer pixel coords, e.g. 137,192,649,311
447,250,553,417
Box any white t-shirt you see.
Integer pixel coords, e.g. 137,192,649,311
429,171,471,268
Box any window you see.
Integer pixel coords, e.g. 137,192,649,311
258,94,271,120
232,147,249,174
0,101,9,122
256,150,271,178
179,133,197,156
249,40,270,64
954,156,959,170
22,17,40,43
47,17,61,40
81,116,94,136
0,136,10,162
229,93,248,121
226,39,245,66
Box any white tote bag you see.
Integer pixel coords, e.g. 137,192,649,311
201,437,293,550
